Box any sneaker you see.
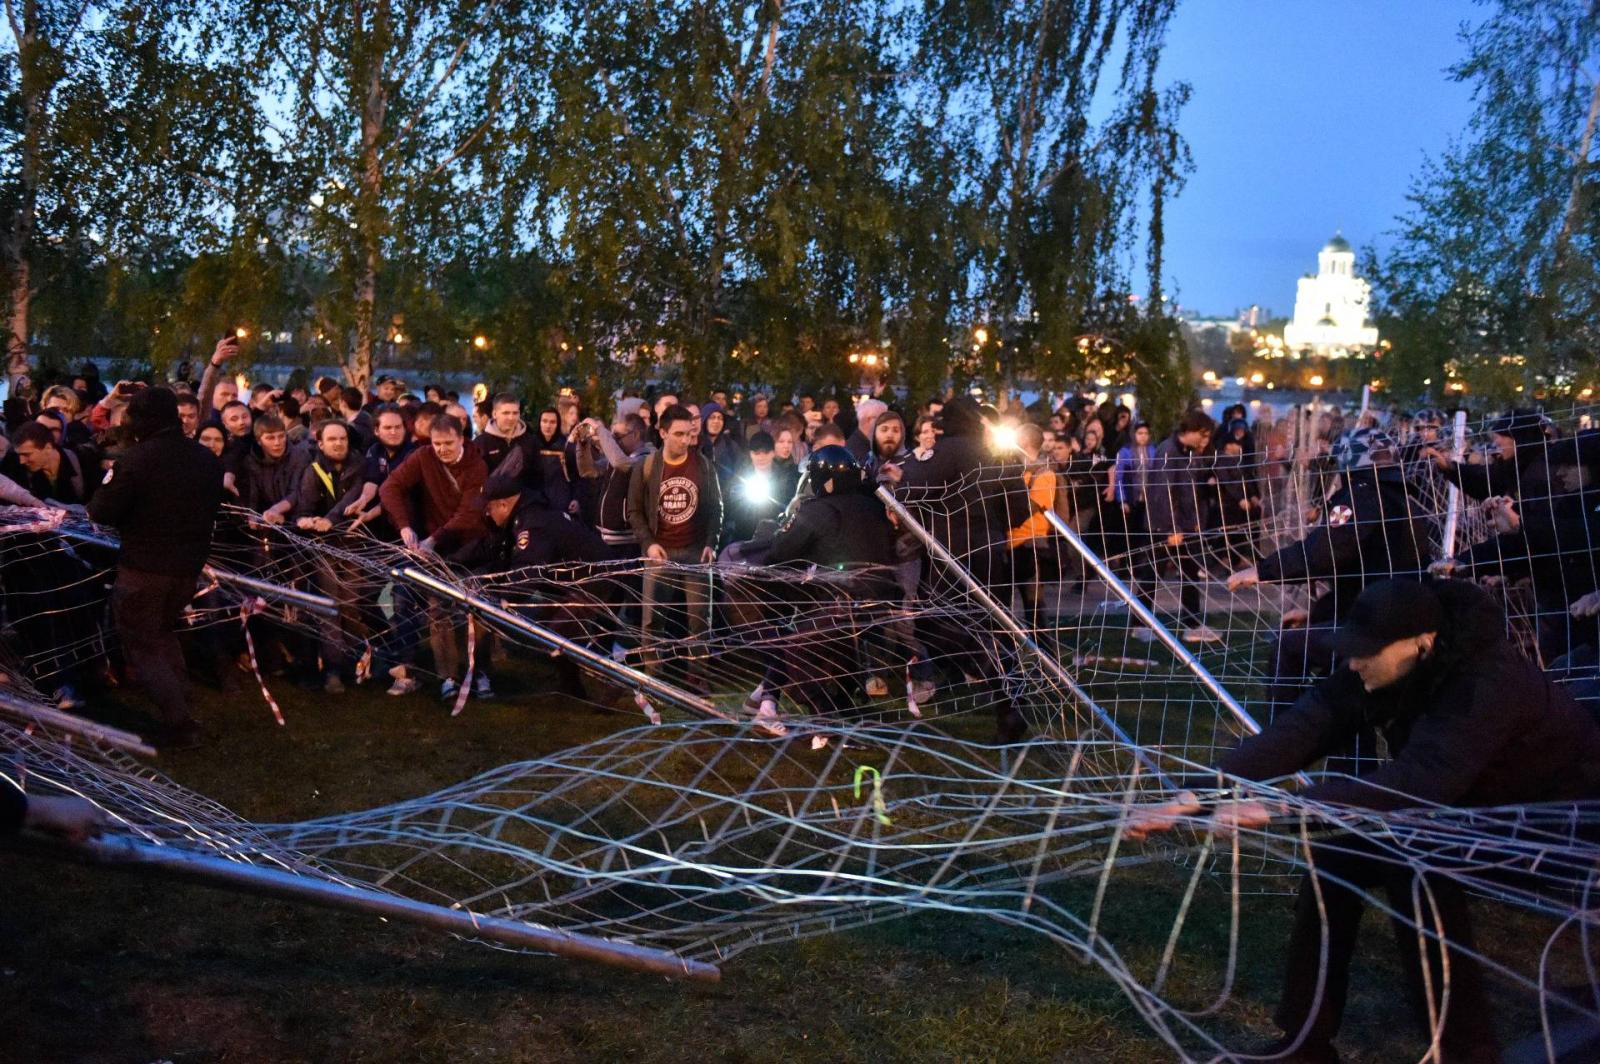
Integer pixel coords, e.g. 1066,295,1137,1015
864,676,890,698
157,721,205,751
1131,628,1158,643
610,641,628,664
740,685,768,717
473,674,494,700
324,673,346,695
440,678,460,701
387,676,422,696
1181,624,1223,644
909,679,937,705
753,698,788,738
53,685,84,712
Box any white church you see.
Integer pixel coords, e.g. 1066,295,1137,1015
1283,233,1380,357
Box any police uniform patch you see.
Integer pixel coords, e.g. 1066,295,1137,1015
516,529,531,551
1328,504,1354,527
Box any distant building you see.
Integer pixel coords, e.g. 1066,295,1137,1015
1283,233,1379,358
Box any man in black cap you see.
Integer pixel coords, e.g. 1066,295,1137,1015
87,386,224,748
1128,578,1600,1063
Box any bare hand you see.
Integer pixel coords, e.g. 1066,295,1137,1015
1124,791,1202,842
211,335,240,365
880,462,903,485
1166,532,1185,548
700,546,716,565
261,509,285,526
400,527,420,550
344,501,364,517
645,543,668,563
1102,487,1116,502
1280,607,1310,628
1572,591,1600,619
1226,566,1259,593
1212,799,1276,838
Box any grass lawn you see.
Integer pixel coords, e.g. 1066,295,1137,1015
0,652,1565,1062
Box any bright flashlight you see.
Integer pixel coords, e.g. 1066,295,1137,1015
989,424,1020,452
741,472,773,504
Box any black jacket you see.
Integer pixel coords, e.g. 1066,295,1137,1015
87,428,224,576
1256,465,1432,624
898,405,1028,570
1217,581,1600,810
769,490,897,569
451,492,606,572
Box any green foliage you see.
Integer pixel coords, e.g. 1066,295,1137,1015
4,0,1189,401
1369,0,1600,405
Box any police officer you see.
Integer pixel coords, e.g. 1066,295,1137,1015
1128,579,1600,1064
1227,428,1432,718
747,446,900,727
451,473,607,697
768,445,895,569
86,387,224,749
454,472,607,571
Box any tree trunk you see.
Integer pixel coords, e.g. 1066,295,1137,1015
6,0,42,386
348,1,389,394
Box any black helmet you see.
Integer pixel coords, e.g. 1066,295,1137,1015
806,444,862,496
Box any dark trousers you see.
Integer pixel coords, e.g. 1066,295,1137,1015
1132,538,1205,629
1277,832,1498,1061
113,567,200,728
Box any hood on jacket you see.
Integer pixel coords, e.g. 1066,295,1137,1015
484,417,528,441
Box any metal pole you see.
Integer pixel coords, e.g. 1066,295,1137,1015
202,566,340,618
1440,410,1470,560
394,567,731,723
0,689,156,758
50,524,339,618
12,831,720,983
874,486,1173,787
1043,510,1262,735
1041,510,1313,787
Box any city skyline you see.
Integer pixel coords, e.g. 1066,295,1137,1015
1160,1,1482,318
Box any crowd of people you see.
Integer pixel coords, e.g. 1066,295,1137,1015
8,337,1600,1061
4,340,1600,730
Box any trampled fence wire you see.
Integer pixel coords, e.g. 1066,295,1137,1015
1,401,1599,1059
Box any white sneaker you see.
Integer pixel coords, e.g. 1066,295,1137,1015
864,676,890,698
909,679,937,704
387,676,421,696
473,674,494,699
440,678,460,700
1131,628,1158,643
741,684,768,717
1181,624,1223,644
754,698,788,738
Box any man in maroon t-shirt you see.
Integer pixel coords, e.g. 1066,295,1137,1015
628,405,723,673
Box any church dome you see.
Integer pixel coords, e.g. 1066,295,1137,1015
1323,232,1352,253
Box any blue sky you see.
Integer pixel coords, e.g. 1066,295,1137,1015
1158,1,1483,317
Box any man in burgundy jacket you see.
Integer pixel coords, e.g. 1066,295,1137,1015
378,414,488,696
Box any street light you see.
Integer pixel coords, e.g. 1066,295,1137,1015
1309,374,1324,387
973,326,989,346
473,335,489,350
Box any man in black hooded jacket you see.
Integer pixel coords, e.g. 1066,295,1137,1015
87,387,224,748
888,396,1033,740
1129,578,1600,1063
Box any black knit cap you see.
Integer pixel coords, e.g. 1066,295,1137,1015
126,386,180,442
1332,579,1444,659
